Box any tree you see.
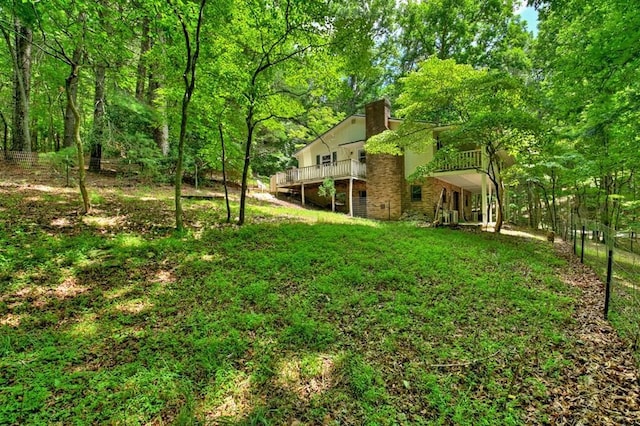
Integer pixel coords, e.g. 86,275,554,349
28,1,103,213
171,0,206,232
1,2,34,153
219,0,338,226
536,0,640,231
368,58,539,232
393,0,531,75
318,178,336,212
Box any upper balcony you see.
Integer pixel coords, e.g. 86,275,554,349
274,159,366,187
433,149,483,173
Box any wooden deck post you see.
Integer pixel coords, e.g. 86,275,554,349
349,178,354,217
301,183,305,206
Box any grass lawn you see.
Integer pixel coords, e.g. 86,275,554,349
0,182,579,424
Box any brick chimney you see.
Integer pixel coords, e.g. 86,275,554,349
364,99,404,220
365,99,391,139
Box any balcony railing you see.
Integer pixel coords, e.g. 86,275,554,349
275,159,366,186
434,149,483,172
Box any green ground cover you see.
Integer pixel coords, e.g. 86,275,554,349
0,186,578,424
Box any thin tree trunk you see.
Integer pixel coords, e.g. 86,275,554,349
218,121,231,223
494,180,504,232
31,118,37,151
89,64,106,172
66,64,90,214
0,111,8,157
63,46,83,148
239,105,254,226
174,0,206,232
550,171,558,232
487,157,504,233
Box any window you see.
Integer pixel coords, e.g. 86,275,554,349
442,188,447,203
316,153,336,166
358,149,366,163
436,135,443,151
411,185,422,202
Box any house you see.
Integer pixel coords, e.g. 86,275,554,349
270,99,499,224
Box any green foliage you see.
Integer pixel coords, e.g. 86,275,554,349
317,178,336,199
391,0,533,84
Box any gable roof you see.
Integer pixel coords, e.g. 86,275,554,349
293,114,365,157
293,115,410,157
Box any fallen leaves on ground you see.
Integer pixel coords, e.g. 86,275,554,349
531,242,640,425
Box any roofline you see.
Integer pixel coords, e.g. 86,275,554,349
292,113,455,157
293,114,366,156
338,140,365,147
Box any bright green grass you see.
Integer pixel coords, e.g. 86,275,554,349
0,191,577,425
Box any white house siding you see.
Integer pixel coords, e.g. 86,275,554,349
296,116,366,168
404,148,434,179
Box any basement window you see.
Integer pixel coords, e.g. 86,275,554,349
411,185,422,202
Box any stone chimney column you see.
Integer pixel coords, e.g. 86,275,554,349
365,99,391,139
364,99,404,220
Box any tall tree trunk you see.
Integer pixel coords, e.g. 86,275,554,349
219,121,231,223
31,119,37,151
494,180,504,232
487,156,504,233
174,0,206,232
10,19,32,152
239,104,255,226
550,171,558,232
63,46,83,148
89,64,106,172
66,63,90,214
135,18,150,101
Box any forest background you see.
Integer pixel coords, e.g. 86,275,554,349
1,0,638,233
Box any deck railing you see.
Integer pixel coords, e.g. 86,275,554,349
435,149,483,172
275,159,366,186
